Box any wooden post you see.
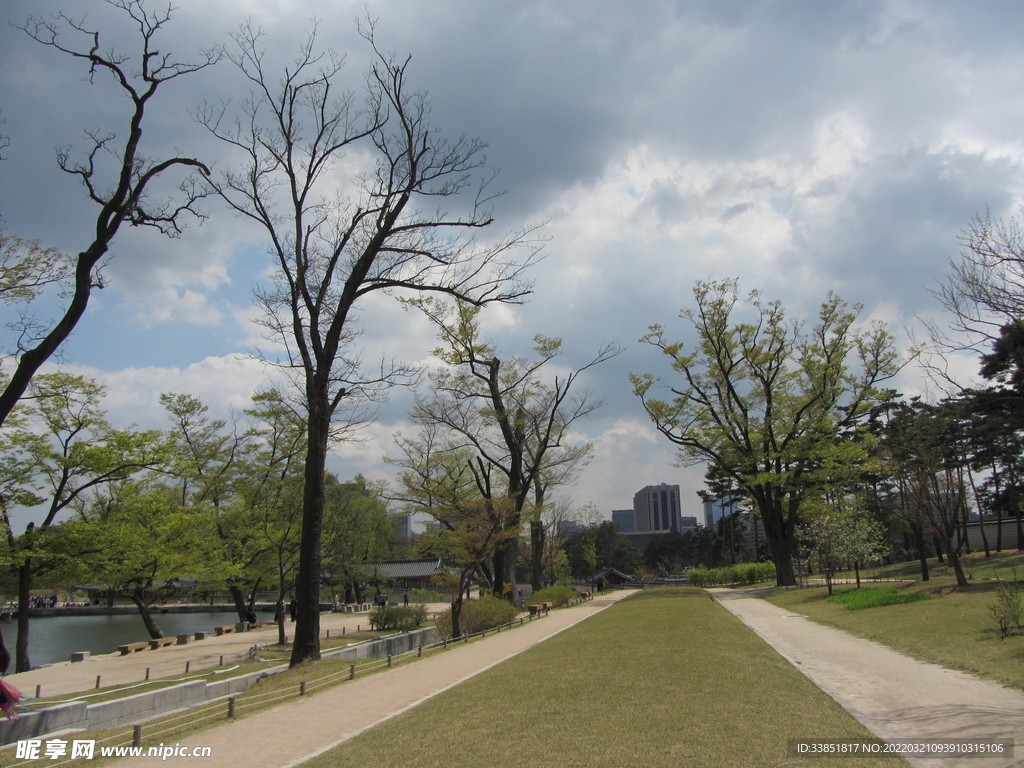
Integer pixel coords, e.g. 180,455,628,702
342,626,345,635
387,655,392,668
228,696,235,718
35,684,41,699
300,681,306,696
133,724,142,747
219,655,224,666
417,644,422,658
326,629,330,638
95,675,101,690
349,664,355,680
185,661,190,674
145,667,150,681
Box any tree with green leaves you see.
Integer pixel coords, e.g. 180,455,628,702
390,429,517,638
884,400,972,587
237,389,305,643
632,279,900,586
86,481,220,638
5,373,163,670
409,298,618,601
200,23,539,666
322,474,393,609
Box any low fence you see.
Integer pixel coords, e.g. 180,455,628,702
1,607,562,767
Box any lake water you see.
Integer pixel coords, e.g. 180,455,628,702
4,611,250,668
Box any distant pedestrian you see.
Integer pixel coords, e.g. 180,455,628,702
403,592,409,606
288,599,297,622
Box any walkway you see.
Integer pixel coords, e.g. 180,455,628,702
5,608,416,699
711,588,1024,768
114,591,637,768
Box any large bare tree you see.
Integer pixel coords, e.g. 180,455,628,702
200,23,540,665
0,1,220,427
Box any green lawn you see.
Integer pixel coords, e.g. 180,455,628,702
764,551,1024,691
305,588,907,768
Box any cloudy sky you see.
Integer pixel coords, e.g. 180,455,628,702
1,0,1021,527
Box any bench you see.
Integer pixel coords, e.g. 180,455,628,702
118,642,149,655
214,625,235,636
527,604,542,616
149,637,176,650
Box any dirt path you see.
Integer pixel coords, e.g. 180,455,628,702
711,588,1024,768
112,591,637,768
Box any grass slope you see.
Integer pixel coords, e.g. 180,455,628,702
306,588,906,768
764,551,1024,690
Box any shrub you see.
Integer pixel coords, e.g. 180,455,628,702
688,562,775,587
368,604,429,631
826,587,931,610
527,586,577,607
433,596,518,640
989,578,1023,638
409,588,445,603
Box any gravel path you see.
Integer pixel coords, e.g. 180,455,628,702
711,588,1024,768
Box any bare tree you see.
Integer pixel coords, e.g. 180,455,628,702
199,23,540,665
0,1,220,426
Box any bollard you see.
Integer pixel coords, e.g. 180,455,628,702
342,626,345,635
145,668,150,681
228,696,235,718
357,624,360,632
349,664,355,680
326,629,330,638
35,684,41,699
417,644,422,658
219,655,224,666
95,675,101,690
133,724,142,747
300,681,306,696
185,661,190,674
387,655,392,668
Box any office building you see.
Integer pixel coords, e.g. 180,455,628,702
611,509,636,533
633,483,682,533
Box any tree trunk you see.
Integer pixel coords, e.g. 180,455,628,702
492,540,517,604
129,590,164,639
946,539,969,587
761,518,796,586
291,388,330,667
228,585,248,622
0,627,10,676
246,578,261,621
530,519,545,592
854,561,861,589
912,522,930,582
15,560,32,673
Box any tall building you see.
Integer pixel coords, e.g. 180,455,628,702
702,496,739,530
633,483,682,533
611,509,636,533
390,512,412,540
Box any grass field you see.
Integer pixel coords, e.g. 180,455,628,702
764,551,1024,691
305,588,907,768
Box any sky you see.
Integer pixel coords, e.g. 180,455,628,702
1,0,1023,529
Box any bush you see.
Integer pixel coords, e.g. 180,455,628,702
368,604,429,631
433,596,518,640
409,588,445,603
989,578,1023,638
527,586,577,607
826,587,931,610
687,562,775,587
